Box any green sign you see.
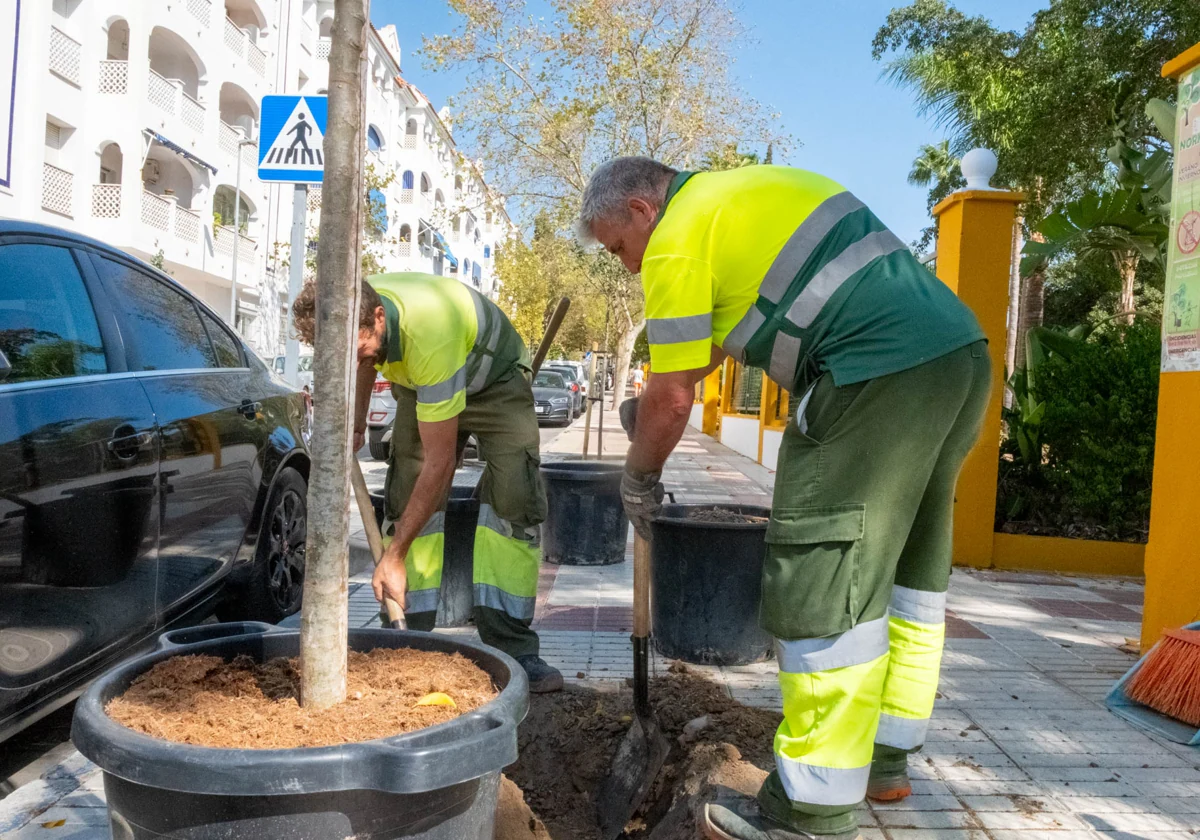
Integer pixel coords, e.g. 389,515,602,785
1163,66,1200,371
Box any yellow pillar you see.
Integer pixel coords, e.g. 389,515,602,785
932,188,1023,568
701,367,721,437
1141,42,1200,651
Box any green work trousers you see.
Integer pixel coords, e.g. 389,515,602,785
384,366,548,659
756,341,991,835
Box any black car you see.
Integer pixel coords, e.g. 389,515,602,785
543,363,585,418
0,222,312,741
532,370,573,426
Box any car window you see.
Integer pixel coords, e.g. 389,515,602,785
273,356,285,373
0,244,106,383
546,366,577,381
299,356,313,372
534,372,566,388
198,308,242,367
92,257,217,370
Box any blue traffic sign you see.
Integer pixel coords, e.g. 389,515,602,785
258,95,328,183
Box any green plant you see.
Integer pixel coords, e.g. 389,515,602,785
212,210,224,228
149,249,166,271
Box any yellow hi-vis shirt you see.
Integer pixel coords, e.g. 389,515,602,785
641,166,983,391
370,273,529,422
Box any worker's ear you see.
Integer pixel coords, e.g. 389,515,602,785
374,305,386,333
627,196,657,227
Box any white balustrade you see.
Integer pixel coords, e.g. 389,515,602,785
49,26,81,85
224,17,244,57
307,187,322,212
219,120,240,156
147,69,176,115
97,60,127,94
42,164,73,216
181,92,206,133
317,37,331,60
175,205,201,243
141,190,171,231
91,183,121,218
400,188,413,204
186,0,211,26
248,41,266,77
403,133,417,149
397,241,411,258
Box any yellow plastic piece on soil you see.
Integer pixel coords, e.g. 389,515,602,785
416,691,457,708
42,819,66,828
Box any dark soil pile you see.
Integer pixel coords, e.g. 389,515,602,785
505,664,781,839
685,507,769,525
106,649,496,748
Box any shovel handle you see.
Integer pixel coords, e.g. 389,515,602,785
351,458,406,630
633,533,651,639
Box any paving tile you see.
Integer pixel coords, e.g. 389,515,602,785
886,830,989,840
876,810,980,828
974,809,1089,830
870,794,963,811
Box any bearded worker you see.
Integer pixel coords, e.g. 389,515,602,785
578,157,990,840
292,274,563,693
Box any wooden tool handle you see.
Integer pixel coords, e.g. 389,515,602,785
633,533,651,639
530,297,571,374
351,458,406,629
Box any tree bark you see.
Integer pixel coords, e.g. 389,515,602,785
300,0,368,711
610,316,643,411
1014,265,1045,372
1116,251,1139,324
1004,216,1024,398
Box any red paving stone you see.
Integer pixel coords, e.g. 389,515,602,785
595,606,633,632
1098,588,1144,607
1025,597,1142,623
945,610,990,639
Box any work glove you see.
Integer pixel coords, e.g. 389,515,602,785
621,466,664,540
619,397,639,442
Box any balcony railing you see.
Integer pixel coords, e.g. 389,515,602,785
186,0,211,27
42,163,73,216
181,91,206,133
225,17,267,77
147,69,207,135
97,60,127,94
317,37,331,60
397,241,411,258
400,188,413,204
215,225,257,264
175,205,201,243
49,26,81,86
141,190,171,231
147,69,176,114
403,133,417,149
91,183,121,218
307,187,322,213
219,120,242,156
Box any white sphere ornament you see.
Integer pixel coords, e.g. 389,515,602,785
960,148,998,190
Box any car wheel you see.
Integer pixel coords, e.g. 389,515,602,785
219,467,307,623
368,437,390,461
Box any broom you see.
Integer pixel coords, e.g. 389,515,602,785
1125,627,1200,728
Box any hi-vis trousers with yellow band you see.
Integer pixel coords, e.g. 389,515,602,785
755,342,991,836
383,368,548,659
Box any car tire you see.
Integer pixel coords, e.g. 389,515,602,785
368,437,390,461
218,467,307,624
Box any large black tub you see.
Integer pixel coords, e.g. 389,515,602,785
72,624,528,840
371,486,479,627
649,504,773,666
540,460,629,565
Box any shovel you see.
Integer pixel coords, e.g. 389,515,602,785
596,531,668,838
351,457,406,630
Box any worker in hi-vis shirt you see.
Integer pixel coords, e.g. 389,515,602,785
292,274,563,693
578,158,990,840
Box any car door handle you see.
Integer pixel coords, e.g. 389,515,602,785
239,399,262,420
107,429,154,461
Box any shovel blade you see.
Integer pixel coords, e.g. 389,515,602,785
596,713,669,840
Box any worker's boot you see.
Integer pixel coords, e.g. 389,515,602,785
702,791,862,840
866,745,912,802
517,655,564,693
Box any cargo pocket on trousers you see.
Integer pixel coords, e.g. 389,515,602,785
760,504,866,640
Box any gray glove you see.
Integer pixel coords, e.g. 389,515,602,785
619,397,639,442
621,467,663,540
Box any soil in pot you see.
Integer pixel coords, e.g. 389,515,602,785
685,507,769,524
504,663,782,840
105,648,497,749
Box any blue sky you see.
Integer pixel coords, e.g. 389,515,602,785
371,0,1048,245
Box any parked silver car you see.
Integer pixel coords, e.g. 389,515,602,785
366,374,396,460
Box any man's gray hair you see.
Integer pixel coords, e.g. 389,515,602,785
576,156,678,243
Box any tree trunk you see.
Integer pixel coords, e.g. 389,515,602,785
610,318,643,411
1004,216,1024,399
1116,251,1139,324
300,0,369,711
1014,265,1045,372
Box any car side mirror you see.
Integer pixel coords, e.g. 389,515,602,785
0,348,10,381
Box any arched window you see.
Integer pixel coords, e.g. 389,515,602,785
367,126,383,152
454,175,463,195
398,224,412,242
401,170,414,189
484,245,491,259
420,173,431,193
463,258,471,276
475,228,481,245
405,119,417,136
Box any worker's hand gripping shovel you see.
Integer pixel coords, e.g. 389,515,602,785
351,458,406,630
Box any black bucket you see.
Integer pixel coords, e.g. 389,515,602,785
72,624,528,840
539,460,629,566
649,504,773,665
371,487,479,627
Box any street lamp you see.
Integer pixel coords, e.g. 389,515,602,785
229,130,257,334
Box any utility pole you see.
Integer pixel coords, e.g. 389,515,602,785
229,132,257,333
283,183,307,385
300,0,369,711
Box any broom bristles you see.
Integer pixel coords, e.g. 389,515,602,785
1126,628,1200,729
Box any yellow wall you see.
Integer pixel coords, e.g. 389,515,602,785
993,533,1144,577
932,190,1023,568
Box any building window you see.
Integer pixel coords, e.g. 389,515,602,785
402,170,414,189
367,126,383,152
484,245,491,259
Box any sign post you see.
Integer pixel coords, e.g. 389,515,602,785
258,94,328,387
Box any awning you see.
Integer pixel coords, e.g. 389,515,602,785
432,230,458,269
145,129,219,175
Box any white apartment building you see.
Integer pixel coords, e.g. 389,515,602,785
0,1,513,361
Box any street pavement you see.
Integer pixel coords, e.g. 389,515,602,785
4,399,1199,839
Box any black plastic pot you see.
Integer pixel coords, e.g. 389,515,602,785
649,504,774,666
72,624,528,840
539,460,629,566
370,487,479,627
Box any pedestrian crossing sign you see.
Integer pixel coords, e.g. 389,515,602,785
258,95,328,183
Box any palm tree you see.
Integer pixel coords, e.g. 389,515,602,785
907,140,960,188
